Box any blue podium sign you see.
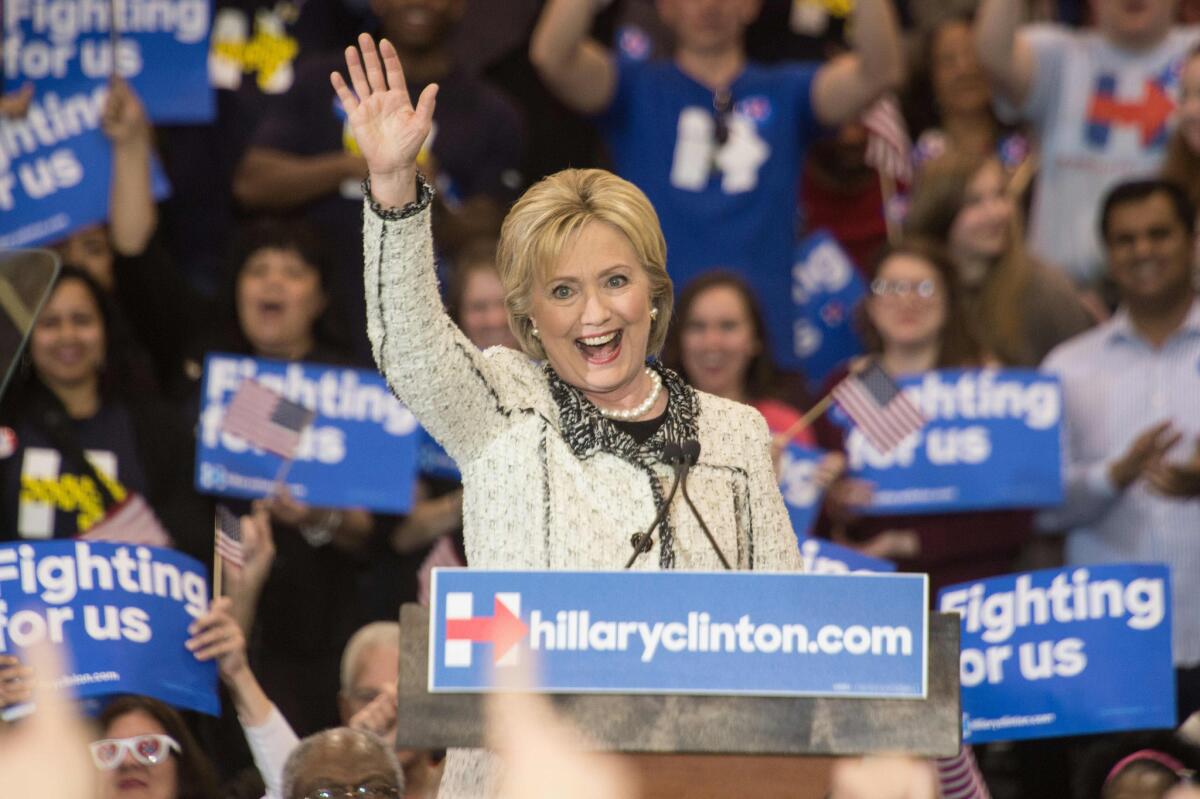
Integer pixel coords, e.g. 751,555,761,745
429,570,928,699
0,541,217,715
195,354,420,512
837,369,1064,514
939,564,1175,743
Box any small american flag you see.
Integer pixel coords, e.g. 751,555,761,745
862,94,914,184
214,505,244,568
80,493,172,547
831,362,925,454
220,380,314,459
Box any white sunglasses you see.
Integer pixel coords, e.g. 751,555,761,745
89,734,181,770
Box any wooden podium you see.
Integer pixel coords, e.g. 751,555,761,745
396,603,961,798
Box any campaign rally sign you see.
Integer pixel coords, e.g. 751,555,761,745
939,564,1174,743
838,369,1064,514
798,538,896,575
778,444,826,539
4,0,214,123
777,232,866,391
430,570,927,699
0,77,171,249
195,354,420,513
0,540,218,715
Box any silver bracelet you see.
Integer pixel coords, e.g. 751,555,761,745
299,509,343,548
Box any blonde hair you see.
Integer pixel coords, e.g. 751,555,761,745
905,151,1032,365
496,169,673,360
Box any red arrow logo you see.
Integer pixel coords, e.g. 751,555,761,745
445,597,529,663
1088,80,1175,146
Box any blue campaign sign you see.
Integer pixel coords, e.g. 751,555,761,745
0,79,171,249
195,354,420,513
939,564,1175,743
0,540,218,715
4,0,214,123
774,231,866,391
798,538,896,575
838,369,1064,514
418,427,461,483
778,444,826,538
429,570,928,699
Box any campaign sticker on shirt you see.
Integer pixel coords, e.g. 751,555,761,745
735,96,773,126
617,26,651,62
0,427,16,459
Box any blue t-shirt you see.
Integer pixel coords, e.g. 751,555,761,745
598,58,823,364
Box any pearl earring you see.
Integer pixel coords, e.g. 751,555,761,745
530,321,540,338
650,307,659,320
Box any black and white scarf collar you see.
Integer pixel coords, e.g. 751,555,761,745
544,361,700,463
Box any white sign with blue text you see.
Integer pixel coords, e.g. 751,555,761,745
939,564,1175,743
840,369,1064,514
778,444,826,539
195,354,420,512
429,570,927,698
0,541,218,715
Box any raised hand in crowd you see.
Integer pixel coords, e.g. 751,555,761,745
0,645,96,798
1146,438,1200,499
188,596,273,727
347,681,397,739
262,485,373,553
1108,421,1183,491
0,83,33,117
220,501,276,635
331,34,439,209
102,77,157,258
0,655,33,710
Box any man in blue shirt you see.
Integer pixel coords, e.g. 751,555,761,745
1039,179,1200,721
530,0,903,368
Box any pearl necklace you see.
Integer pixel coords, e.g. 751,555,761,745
597,368,664,421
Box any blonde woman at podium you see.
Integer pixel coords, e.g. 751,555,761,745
333,33,802,797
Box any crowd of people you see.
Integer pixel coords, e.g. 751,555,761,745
3,0,1200,797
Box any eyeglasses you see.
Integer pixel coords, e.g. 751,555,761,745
303,784,401,799
89,734,181,770
870,278,938,300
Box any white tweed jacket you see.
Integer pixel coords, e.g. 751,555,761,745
364,180,801,798
364,180,802,575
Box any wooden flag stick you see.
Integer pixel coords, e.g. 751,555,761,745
108,0,121,77
879,171,900,245
212,541,223,601
773,393,835,447
270,455,296,494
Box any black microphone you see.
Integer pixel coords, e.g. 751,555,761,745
625,442,686,569
678,439,732,570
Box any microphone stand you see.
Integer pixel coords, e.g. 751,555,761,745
625,442,685,569
679,440,732,570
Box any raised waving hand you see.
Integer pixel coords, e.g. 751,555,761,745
330,33,439,208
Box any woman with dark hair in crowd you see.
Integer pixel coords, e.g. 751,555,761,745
901,15,1026,169
93,694,222,799
905,151,1093,366
0,267,207,559
815,240,1032,594
194,219,378,739
663,271,816,446
1162,46,1200,210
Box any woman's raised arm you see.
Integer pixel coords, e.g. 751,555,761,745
334,35,526,467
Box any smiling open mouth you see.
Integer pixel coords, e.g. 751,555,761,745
575,330,622,364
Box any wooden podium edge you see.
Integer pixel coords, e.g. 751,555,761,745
395,603,962,758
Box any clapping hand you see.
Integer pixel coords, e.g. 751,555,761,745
1146,437,1200,499
330,34,439,209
